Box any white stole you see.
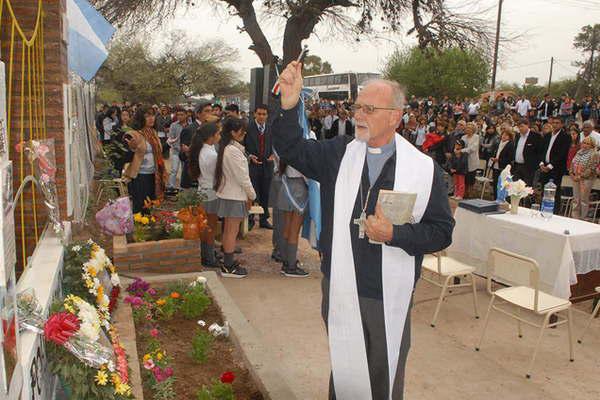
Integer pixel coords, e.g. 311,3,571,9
328,135,433,400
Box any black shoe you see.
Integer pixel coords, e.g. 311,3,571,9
271,250,284,263
259,221,273,230
248,218,255,231
221,262,248,278
281,261,309,278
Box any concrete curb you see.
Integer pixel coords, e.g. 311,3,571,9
123,272,299,400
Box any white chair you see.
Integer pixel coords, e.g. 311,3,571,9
577,287,600,344
421,253,479,327
475,248,574,378
475,159,493,199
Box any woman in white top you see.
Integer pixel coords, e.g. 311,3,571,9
102,107,119,144
461,122,480,197
189,122,222,268
214,118,256,278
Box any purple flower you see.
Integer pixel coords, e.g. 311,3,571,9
147,288,157,296
152,366,167,382
126,278,150,296
124,296,143,307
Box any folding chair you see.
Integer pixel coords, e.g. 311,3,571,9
577,287,600,344
421,253,479,327
475,248,574,378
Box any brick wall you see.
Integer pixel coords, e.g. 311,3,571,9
113,236,204,273
1,0,68,271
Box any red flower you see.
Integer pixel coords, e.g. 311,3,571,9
44,312,80,345
220,371,235,384
109,286,120,313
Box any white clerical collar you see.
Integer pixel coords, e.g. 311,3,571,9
368,147,382,154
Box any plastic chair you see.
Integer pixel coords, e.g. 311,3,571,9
475,248,574,378
421,253,479,327
475,165,493,199
96,178,128,206
577,287,600,344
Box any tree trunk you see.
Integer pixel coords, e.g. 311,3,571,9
230,0,274,65
282,14,321,65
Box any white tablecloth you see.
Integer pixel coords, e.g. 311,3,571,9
448,207,600,299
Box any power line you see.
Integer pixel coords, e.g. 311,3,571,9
502,59,551,70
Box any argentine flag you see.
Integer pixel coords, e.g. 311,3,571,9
67,0,115,81
298,88,322,250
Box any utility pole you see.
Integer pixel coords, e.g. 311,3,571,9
491,0,503,93
548,57,554,93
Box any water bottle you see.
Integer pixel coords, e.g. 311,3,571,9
541,179,556,219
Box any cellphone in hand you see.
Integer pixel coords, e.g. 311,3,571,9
123,133,133,141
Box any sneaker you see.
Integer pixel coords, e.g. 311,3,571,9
221,262,248,278
281,261,309,278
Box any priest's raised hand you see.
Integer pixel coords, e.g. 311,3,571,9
279,61,303,110
365,203,393,243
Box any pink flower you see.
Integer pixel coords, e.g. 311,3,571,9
152,366,167,382
124,296,143,307
164,367,173,377
146,313,153,320
143,359,155,370
150,328,159,338
147,288,157,296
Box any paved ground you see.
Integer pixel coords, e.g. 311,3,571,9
221,227,600,400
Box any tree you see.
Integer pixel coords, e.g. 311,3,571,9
96,33,243,103
383,47,489,98
91,0,498,67
302,55,333,77
573,24,600,96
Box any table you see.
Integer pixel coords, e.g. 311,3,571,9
448,207,600,299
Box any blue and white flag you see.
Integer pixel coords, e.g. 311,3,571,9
67,0,115,81
298,88,322,250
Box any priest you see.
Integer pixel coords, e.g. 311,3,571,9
272,61,455,400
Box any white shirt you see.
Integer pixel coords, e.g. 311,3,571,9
102,117,115,140
543,131,560,168
580,130,600,148
324,115,337,130
515,130,529,164
337,119,347,136
516,99,531,117
494,140,509,170
198,144,218,201
467,102,480,115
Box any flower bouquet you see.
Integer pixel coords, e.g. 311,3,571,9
131,199,183,242
503,179,534,214
63,240,122,323
96,196,134,236
17,292,133,399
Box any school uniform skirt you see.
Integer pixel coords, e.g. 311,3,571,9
217,198,248,218
201,188,219,215
269,174,283,209
277,177,308,213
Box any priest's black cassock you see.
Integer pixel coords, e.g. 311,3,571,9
272,103,455,400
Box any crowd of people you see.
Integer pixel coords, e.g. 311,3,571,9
96,100,309,279
93,91,600,282
305,93,600,219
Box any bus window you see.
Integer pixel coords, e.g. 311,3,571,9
340,74,349,84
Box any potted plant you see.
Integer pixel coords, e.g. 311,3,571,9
176,189,208,240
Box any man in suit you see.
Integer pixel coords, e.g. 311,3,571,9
539,116,571,213
512,118,544,188
245,104,274,229
328,110,354,138
180,101,212,189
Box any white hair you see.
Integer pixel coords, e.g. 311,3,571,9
362,79,406,109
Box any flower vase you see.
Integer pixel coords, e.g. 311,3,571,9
510,196,520,215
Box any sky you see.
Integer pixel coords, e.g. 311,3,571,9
159,0,600,86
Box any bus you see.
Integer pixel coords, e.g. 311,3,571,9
303,72,381,101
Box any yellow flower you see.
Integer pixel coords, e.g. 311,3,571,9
115,382,131,396
133,213,143,223
151,216,156,223
95,370,108,386
156,298,166,306
141,216,150,225
143,353,151,362
89,268,97,277
156,352,163,361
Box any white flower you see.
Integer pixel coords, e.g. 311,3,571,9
93,277,101,289
110,273,120,287
190,276,207,287
197,320,206,327
87,239,94,245
78,321,100,342
107,360,115,372
71,245,81,252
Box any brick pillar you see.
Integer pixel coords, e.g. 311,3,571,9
1,0,68,271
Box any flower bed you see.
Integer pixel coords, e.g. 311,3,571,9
127,277,263,400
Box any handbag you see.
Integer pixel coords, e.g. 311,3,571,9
95,196,134,236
